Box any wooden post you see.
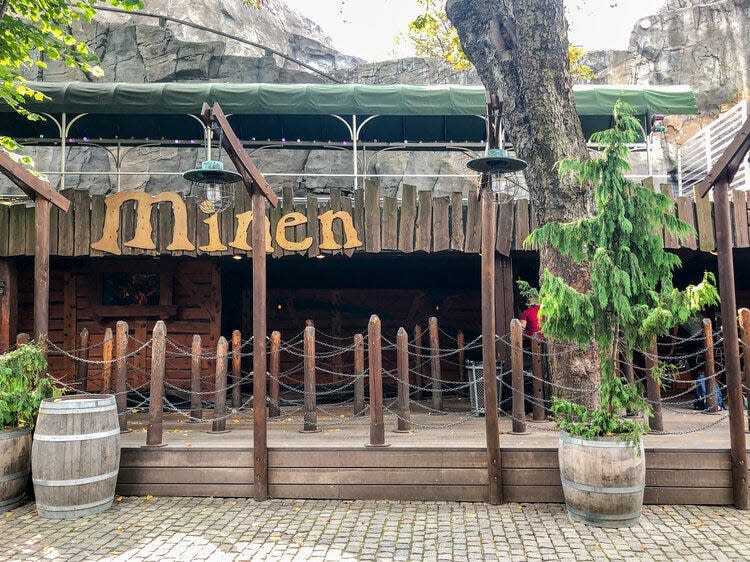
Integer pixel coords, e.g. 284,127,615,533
146,321,167,447
75,328,90,392
0,259,17,353
414,324,424,401
251,189,269,501
269,331,281,418
33,198,51,342
457,330,465,382
114,321,129,432
101,328,113,393
703,318,719,413
510,318,526,434
190,335,202,422
645,338,664,432
394,327,411,432
367,315,388,447
480,187,502,504
428,316,443,412
301,325,320,433
531,336,545,421
211,336,229,433
739,308,750,432
232,329,242,409
712,177,749,509
353,333,366,416
624,350,635,385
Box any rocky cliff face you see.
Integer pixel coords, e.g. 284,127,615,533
588,0,750,114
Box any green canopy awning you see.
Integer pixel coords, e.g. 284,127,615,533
13,82,698,117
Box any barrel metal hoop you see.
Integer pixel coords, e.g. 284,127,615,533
559,433,639,448
40,405,116,415
0,494,25,508
33,428,120,442
36,496,113,513
0,428,31,440
33,469,119,487
567,504,642,522
0,469,29,483
561,476,644,494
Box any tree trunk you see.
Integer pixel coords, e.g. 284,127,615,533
447,0,600,406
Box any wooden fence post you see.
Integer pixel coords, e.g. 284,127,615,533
114,321,129,432
367,315,388,447
232,329,242,409
76,328,89,392
101,328,113,393
457,330,465,383
645,338,664,432
414,324,424,401
210,337,229,433
269,331,281,418
739,308,750,431
146,321,167,446
353,333,366,416
394,327,411,432
531,336,545,421
301,326,320,433
510,319,526,434
703,318,719,413
190,335,202,422
429,317,444,413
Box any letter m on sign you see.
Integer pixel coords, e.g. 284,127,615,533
91,192,196,255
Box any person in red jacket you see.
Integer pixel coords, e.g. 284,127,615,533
519,301,542,338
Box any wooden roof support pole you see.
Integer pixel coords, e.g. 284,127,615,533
696,110,750,510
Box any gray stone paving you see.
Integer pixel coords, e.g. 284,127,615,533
2,498,750,561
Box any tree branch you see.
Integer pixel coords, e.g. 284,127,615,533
0,0,9,19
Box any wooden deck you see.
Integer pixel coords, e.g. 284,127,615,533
116,402,745,505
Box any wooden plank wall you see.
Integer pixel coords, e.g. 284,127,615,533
16,258,221,392
1,181,734,259
117,446,739,505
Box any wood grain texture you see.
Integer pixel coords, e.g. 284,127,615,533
432,196,450,252
514,199,530,249
415,190,433,252
450,191,465,251
398,184,417,252
660,184,680,249
495,200,514,256
381,196,398,250
364,179,381,253
693,186,715,251
676,196,698,250
464,189,480,253
732,189,749,248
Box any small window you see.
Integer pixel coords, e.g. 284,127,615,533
102,273,161,306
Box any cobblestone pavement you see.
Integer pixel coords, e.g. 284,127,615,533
3,498,750,561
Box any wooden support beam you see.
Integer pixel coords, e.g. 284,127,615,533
739,308,750,432
0,259,17,353
76,328,89,392
115,321,129,432
703,318,719,414
33,198,51,341
428,316,443,413
190,335,202,422
232,329,242,409
645,338,663,433
531,336,545,421
301,326,319,433
413,324,424,402
0,151,70,212
101,328,113,394
481,187,502,504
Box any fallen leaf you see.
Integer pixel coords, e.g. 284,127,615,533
145,495,154,501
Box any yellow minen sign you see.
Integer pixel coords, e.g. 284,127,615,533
90,191,363,256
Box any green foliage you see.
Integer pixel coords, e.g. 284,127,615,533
0,0,143,160
527,102,719,441
404,0,594,80
0,343,58,428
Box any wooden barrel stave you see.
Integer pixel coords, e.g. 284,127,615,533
0,428,31,512
32,395,120,519
558,432,645,528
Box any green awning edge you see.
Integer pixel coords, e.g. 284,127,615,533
8,82,698,117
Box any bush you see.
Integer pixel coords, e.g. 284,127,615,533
0,343,57,429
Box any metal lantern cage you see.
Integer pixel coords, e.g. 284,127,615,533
183,128,241,213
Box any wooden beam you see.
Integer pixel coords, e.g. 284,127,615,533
34,198,51,341
0,259,17,353
0,151,70,212
202,103,279,208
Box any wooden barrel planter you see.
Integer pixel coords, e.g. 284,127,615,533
0,427,31,512
558,432,645,528
31,395,120,519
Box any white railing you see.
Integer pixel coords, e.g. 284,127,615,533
678,101,749,195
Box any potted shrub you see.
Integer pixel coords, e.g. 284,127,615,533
524,102,719,527
0,342,56,511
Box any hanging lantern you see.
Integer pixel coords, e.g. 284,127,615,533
467,148,527,203
183,159,241,214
